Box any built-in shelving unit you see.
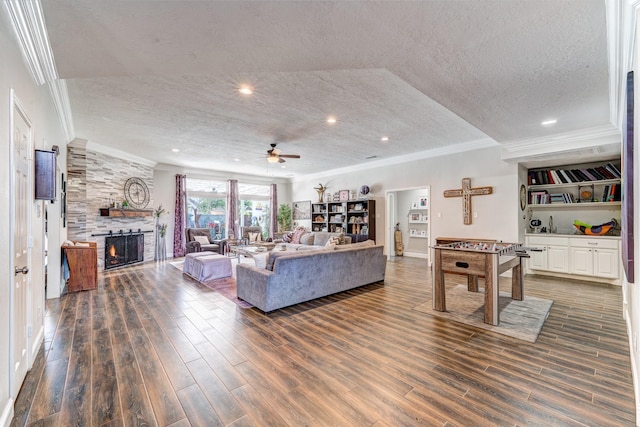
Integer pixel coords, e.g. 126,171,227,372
312,200,375,242
408,196,429,240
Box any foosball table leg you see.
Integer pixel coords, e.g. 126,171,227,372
511,261,523,301
467,275,478,292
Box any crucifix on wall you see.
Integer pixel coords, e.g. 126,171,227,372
443,177,493,225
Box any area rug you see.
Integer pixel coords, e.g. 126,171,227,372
170,259,252,308
413,285,553,343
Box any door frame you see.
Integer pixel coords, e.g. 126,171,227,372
385,186,432,263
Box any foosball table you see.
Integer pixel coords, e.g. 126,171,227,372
432,241,532,325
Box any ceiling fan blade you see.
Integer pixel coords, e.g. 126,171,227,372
278,157,286,163
278,154,300,159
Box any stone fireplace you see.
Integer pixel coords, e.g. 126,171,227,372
66,140,156,270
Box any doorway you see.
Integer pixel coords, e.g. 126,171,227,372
386,186,431,264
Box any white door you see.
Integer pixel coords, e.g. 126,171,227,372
11,92,32,398
528,246,547,270
594,249,619,279
570,247,594,276
547,245,569,273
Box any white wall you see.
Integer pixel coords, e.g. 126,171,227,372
0,7,68,427
292,146,520,252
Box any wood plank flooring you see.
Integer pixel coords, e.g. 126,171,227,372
11,256,635,426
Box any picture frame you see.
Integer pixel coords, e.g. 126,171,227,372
339,189,349,202
410,229,417,236
410,213,421,222
419,229,427,237
419,196,428,208
411,201,419,209
292,201,311,220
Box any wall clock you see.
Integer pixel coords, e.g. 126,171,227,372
124,177,150,209
519,184,527,211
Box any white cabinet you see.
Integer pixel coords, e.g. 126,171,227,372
526,236,569,273
569,237,619,279
526,234,621,283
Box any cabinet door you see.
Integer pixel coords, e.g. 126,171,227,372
547,245,569,273
570,247,593,276
593,248,619,279
529,246,547,270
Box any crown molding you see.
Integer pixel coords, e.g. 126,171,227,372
5,0,74,141
291,137,498,183
84,141,158,168
500,125,621,163
607,0,640,130
153,162,291,185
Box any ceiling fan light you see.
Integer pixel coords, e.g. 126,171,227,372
267,156,280,163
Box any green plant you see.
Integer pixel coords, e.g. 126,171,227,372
277,204,292,231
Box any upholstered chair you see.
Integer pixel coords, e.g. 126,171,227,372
186,228,220,254
241,226,263,244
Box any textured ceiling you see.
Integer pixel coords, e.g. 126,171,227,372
41,0,610,178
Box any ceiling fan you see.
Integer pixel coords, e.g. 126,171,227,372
267,143,300,163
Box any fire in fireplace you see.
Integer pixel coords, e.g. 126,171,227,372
105,232,144,269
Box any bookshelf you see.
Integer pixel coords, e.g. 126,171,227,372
527,160,621,206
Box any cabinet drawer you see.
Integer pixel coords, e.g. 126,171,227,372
569,237,619,249
527,236,569,246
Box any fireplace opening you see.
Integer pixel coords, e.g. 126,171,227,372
105,232,144,269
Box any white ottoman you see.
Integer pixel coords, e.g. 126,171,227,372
184,253,232,282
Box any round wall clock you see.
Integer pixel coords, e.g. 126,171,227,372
124,177,150,209
519,184,527,211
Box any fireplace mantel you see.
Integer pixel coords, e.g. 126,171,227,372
99,208,153,217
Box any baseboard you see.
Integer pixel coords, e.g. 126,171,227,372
624,308,640,427
0,397,14,427
402,251,429,259
30,324,44,365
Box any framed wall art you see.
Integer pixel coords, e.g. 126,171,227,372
339,190,349,202
292,201,311,220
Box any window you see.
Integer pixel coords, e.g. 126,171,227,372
186,179,271,239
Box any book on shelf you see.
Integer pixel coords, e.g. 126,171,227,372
529,162,622,186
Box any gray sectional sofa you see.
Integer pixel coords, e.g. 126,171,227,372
236,243,386,312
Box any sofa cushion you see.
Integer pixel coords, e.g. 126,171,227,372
312,231,345,247
334,239,376,250
248,232,262,242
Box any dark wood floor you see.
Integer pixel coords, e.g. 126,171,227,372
11,256,635,426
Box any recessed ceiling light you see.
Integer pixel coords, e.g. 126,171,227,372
239,86,253,95
171,148,180,152
233,158,240,162
281,165,286,169
381,136,389,142
541,119,557,126
326,116,337,124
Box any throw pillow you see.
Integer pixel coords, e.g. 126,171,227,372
325,236,340,247
290,227,307,244
282,232,293,243
248,232,260,242
299,233,315,245
193,235,210,244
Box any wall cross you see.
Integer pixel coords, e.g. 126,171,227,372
443,177,493,225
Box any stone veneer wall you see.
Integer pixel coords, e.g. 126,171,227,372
67,142,155,270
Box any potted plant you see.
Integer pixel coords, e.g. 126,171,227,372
277,204,292,232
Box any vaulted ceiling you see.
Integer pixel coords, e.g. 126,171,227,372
39,0,612,178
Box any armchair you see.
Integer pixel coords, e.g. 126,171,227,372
241,226,267,243
186,228,221,254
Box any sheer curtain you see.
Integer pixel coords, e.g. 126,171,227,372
173,174,187,257
269,183,278,239
226,179,239,239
